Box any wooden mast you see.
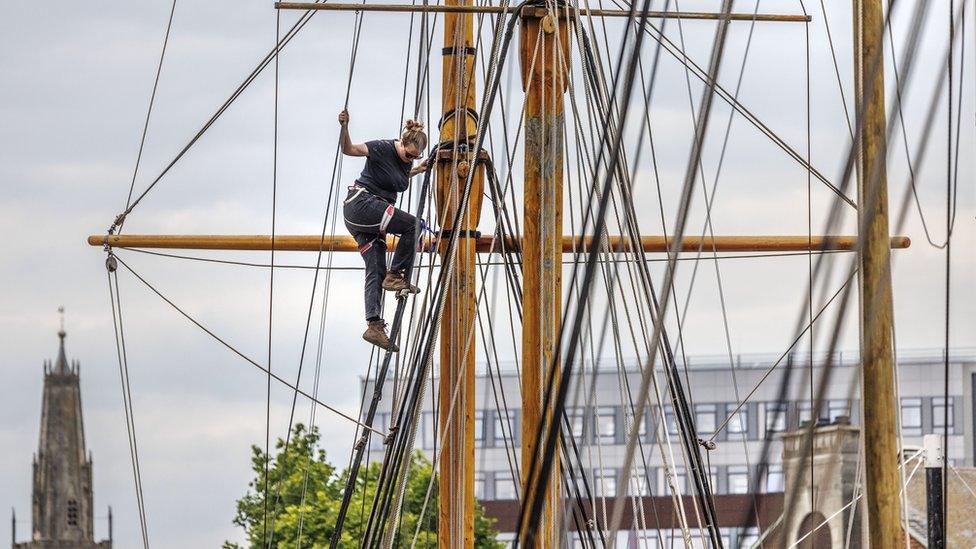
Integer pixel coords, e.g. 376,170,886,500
518,7,568,547
853,0,900,544
435,0,483,545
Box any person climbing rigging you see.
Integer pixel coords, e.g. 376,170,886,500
339,109,428,352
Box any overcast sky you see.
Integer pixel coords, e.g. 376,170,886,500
1,0,973,547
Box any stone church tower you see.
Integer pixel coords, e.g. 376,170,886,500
12,324,112,549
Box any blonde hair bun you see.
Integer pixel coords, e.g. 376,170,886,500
401,119,429,149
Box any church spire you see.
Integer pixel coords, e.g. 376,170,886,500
12,311,111,549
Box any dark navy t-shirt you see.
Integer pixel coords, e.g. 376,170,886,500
357,139,411,203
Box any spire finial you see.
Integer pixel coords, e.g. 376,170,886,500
54,307,68,374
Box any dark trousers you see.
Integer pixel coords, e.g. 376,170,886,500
343,187,418,321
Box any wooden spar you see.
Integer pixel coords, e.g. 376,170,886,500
274,2,812,22
518,7,567,547
435,0,481,545
854,0,901,545
87,234,911,253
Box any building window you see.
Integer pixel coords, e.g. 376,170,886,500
828,399,851,422
492,412,508,448
623,409,649,441
595,470,617,497
764,465,785,492
474,410,485,448
595,407,617,443
708,467,719,493
695,404,716,435
67,499,78,526
666,468,686,494
633,530,662,546
664,406,679,436
901,398,923,435
637,410,649,440
797,399,850,426
933,397,954,430
681,468,718,493
727,465,750,494
630,468,652,496
566,409,585,441
727,406,749,436
495,476,517,500
764,402,788,434
738,529,760,548
797,400,813,426
474,472,486,499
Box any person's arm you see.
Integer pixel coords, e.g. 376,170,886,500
408,158,429,178
338,109,369,157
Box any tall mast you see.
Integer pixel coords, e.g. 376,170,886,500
853,0,900,544
435,0,484,544
519,7,569,547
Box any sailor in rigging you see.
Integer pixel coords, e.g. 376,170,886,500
339,109,428,352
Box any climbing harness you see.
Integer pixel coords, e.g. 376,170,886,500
379,204,395,234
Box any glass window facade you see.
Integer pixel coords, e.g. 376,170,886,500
696,404,717,434
630,467,652,496
764,402,788,434
764,464,784,492
474,410,485,448
494,476,517,500
595,407,617,443
727,465,749,494
902,398,922,435
933,397,954,429
595,470,617,497
474,472,486,499
727,406,748,435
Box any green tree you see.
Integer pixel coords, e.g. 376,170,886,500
225,423,504,548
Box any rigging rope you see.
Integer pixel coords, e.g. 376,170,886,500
109,1,329,232
556,10,674,540
105,2,180,543
740,2,941,543
329,152,440,548
109,254,383,433
358,3,532,544
266,5,373,545
514,0,723,542
887,0,965,249
119,0,179,234
261,7,283,542
941,0,956,532
106,270,150,548
649,0,768,537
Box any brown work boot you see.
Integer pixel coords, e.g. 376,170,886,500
382,271,420,294
363,320,398,352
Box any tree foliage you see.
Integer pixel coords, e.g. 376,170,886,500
225,423,503,548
